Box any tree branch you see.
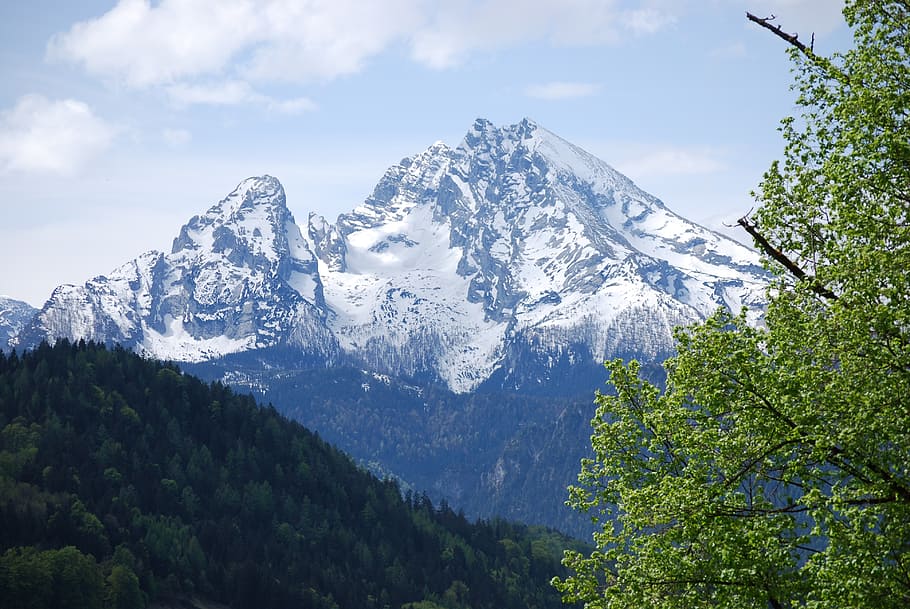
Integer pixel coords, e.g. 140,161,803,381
845,495,901,506
721,437,802,492
737,216,838,300
746,12,810,53
711,503,811,518
746,12,848,82
825,446,910,505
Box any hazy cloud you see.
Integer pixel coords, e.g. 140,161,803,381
162,128,191,147
411,0,677,69
0,95,116,175
166,80,317,114
525,81,601,100
167,80,263,106
242,0,425,83
620,8,675,35
615,145,725,178
267,98,318,115
710,41,747,59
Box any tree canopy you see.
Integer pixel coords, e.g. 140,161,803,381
554,2,910,608
0,340,579,609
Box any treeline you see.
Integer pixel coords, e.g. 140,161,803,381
0,340,580,609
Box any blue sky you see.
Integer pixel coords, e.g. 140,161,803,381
1,0,849,306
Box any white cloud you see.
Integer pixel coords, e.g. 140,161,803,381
162,128,191,147
49,0,677,85
48,0,424,87
47,0,262,88
167,80,263,106
166,80,317,114
0,95,117,175
267,97,318,115
614,145,725,178
411,0,677,69
243,0,425,83
525,81,601,100
621,8,675,35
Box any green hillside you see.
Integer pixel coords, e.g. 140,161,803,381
0,340,580,609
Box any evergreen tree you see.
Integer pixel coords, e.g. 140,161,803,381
0,340,579,609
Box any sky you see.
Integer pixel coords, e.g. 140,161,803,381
0,0,851,307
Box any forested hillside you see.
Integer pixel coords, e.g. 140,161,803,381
0,340,580,609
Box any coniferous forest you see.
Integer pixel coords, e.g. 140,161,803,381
0,340,582,609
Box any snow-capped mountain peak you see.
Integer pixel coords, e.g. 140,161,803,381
171,175,288,261
18,119,766,392
302,118,767,391
1,296,38,350
19,175,331,362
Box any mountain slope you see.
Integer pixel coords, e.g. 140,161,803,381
312,118,765,391
9,119,769,535
0,296,37,350
18,119,766,394
181,356,598,532
0,340,579,609
17,176,337,365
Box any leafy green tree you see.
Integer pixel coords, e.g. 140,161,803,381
0,546,53,609
554,2,910,608
106,564,145,609
0,546,104,609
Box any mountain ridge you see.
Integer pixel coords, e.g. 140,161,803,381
7,118,769,535
0,296,37,350
13,118,766,393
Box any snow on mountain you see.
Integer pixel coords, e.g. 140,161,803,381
1,296,38,350
18,176,336,362
308,118,766,391
17,119,767,391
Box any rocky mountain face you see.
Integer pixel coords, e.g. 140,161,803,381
18,118,765,393
17,176,338,364
314,118,765,392
12,118,768,535
1,297,37,350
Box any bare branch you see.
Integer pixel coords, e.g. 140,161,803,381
736,216,838,300
746,11,848,82
746,12,810,53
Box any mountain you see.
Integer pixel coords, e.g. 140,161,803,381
16,118,766,394
0,296,37,350
16,176,337,366
11,118,768,536
316,118,765,392
0,340,579,609
177,358,601,536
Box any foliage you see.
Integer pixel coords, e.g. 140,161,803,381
0,545,106,609
0,340,577,609
554,2,910,608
